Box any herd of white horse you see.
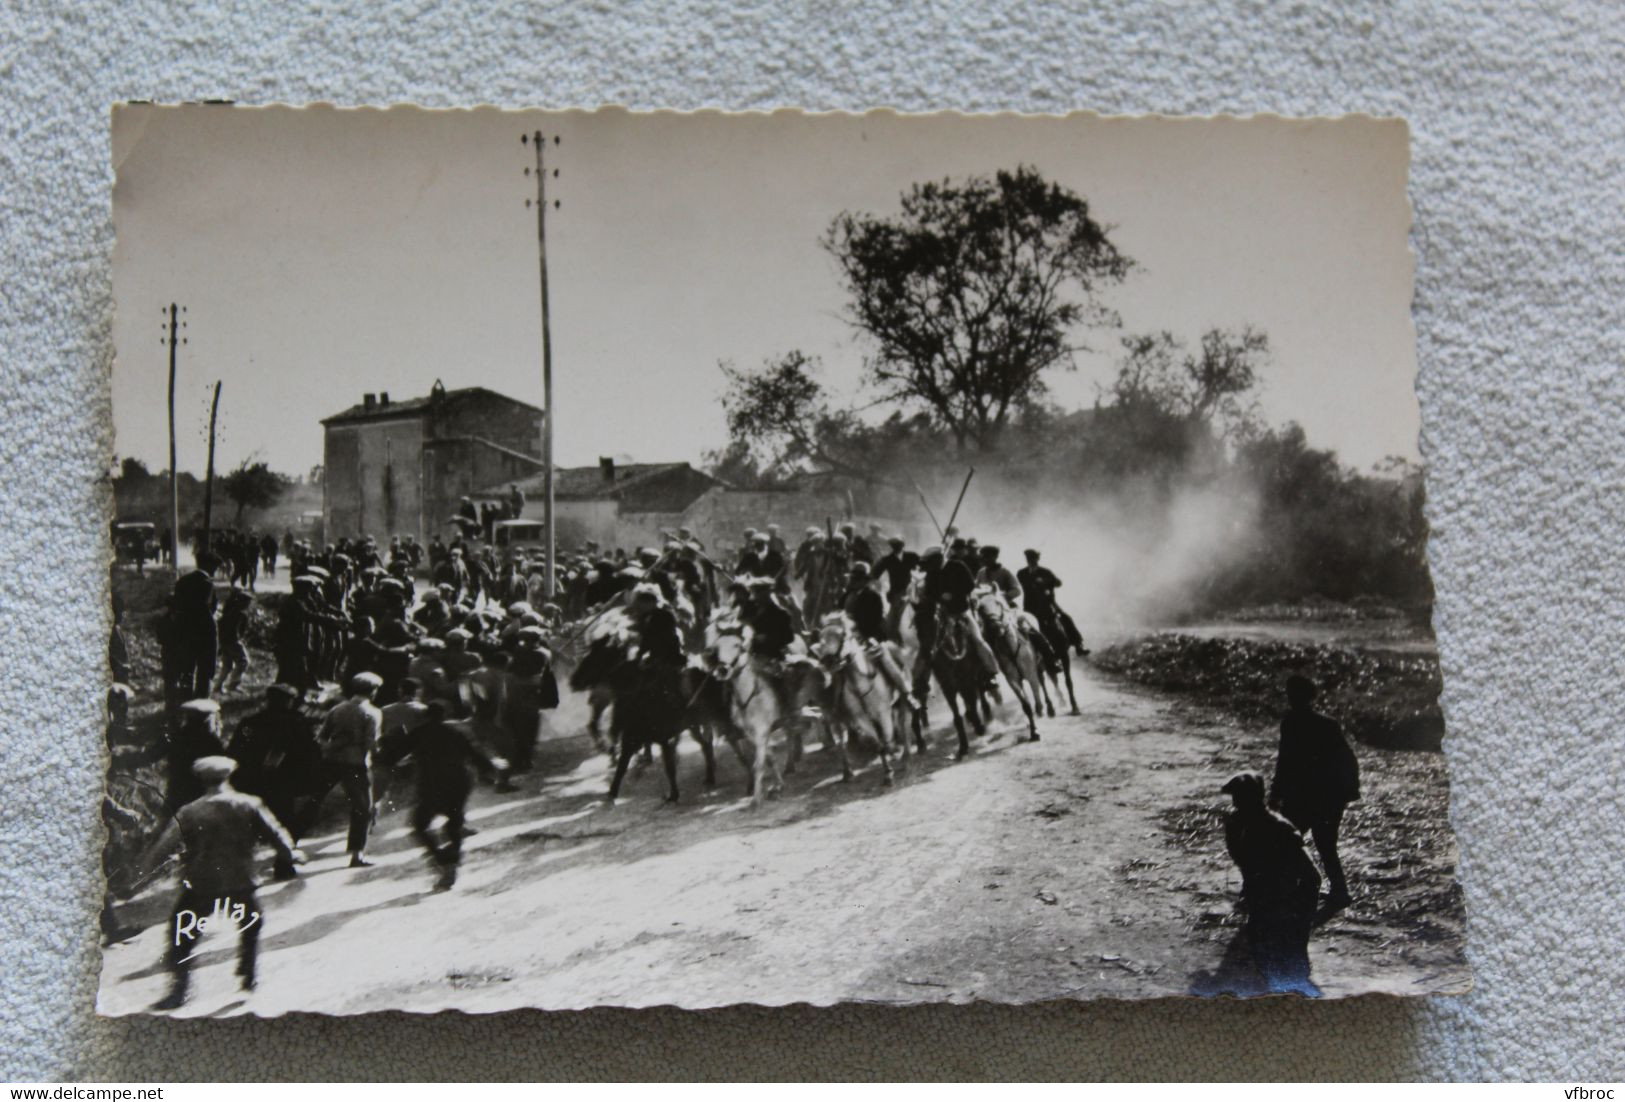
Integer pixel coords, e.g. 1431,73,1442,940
563,577,1085,806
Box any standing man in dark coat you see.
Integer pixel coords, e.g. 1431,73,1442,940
505,626,559,775
872,537,910,607
1269,675,1361,912
163,552,221,708
228,684,324,880
735,532,768,578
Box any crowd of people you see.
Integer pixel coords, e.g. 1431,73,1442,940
110,509,1363,1007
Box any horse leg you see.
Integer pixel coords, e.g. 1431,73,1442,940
875,700,897,787
967,683,988,735
1023,654,1049,735
694,723,718,788
659,738,679,803
892,700,911,770
749,724,768,807
945,694,970,760
1012,675,1040,742
784,717,802,775
876,728,895,788
607,741,636,803
722,721,754,790
587,695,609,752
1062,658,1080,715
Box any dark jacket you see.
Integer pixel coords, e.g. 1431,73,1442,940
1270,709,1361,828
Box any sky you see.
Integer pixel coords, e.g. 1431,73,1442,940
111,105,1418,477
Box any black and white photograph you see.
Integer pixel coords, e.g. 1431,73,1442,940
97,105,1467,1016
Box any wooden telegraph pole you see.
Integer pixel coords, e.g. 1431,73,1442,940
163,304,186,568
523,128,559,599
201,380,222,555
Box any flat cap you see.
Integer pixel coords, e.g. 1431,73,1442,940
191,755,237,781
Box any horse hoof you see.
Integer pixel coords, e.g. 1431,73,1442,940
881,774,894,788
1029,731,1041,742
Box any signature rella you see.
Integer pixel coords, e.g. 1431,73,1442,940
98,105,1465,1016
174,897,261,948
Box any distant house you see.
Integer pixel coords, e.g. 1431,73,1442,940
481,458,932,558
484,458,723,551
321,380,545,545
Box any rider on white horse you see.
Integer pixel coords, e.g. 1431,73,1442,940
975,545,1025,608
738,575,802,714
841,563,918,710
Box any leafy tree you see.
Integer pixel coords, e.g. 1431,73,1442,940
718,351,868,481
1110,326,1269,441
702,439,774,489
824,165,1131,452
221,459,291,524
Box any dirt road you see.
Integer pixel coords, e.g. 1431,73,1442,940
97,663,1467,1016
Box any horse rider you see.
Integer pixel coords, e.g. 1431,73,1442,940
842,562,917,708
930,546,999,680
1017,548,1087,656
975,544,1025,608
738,575,802,716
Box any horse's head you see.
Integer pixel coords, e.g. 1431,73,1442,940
707,618,745,666
815,613,850,662
567,633,626,691
973,586,1010,623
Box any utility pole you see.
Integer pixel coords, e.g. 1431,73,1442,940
162,304,187,569
522,128,559,598
201,380,222,555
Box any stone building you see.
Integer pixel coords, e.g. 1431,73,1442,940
321,380,544,545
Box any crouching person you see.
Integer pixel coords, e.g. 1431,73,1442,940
144,755,305,1010
1221,771,1321,996
377,700,506,891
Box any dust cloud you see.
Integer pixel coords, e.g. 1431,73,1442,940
943,469,1262,630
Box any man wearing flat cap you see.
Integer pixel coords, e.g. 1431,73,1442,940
312,672,384,868
145,755,304,1010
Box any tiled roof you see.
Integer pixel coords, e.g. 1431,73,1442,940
321,385,542,426
491,462,722,511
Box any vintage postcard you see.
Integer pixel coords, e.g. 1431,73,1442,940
99,105,1466,1015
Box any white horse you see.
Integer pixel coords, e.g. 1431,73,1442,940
972,587,1043,742
814,614,914,787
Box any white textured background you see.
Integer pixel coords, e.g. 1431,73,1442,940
1,0,1621,1082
